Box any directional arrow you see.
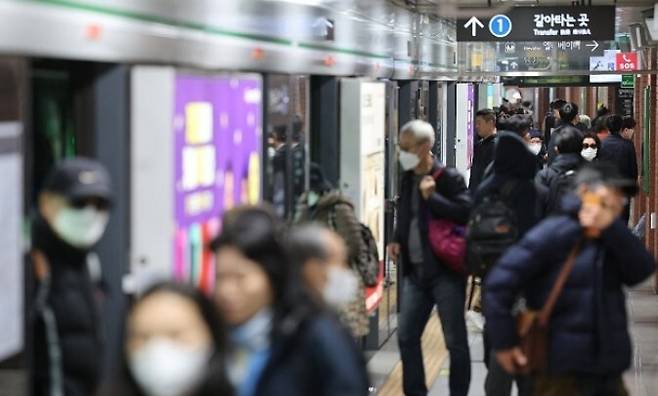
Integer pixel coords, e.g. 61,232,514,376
464,16,484,37
586,40,599,52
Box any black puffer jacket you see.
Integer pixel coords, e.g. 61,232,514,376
30,216,103,396
395,160,472,281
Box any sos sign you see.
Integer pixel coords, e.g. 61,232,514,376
616,52,638,71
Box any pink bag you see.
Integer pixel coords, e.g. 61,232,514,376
427,169,467,275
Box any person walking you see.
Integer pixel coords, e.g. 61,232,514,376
387,120,472,396
473,132,542,396
547,102,580,164
484,162,655,396
469,109,498,193
598,115,638,224
29,158,113,396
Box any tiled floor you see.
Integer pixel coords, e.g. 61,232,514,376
370,279,658,396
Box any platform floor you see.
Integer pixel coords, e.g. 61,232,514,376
368,280,658,396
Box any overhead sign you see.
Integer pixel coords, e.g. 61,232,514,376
616,52,638,71
457,6,615,42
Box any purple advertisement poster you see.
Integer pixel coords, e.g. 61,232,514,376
173,74,262,291
466,84,475,168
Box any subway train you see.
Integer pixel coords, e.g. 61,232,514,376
1,1,658,395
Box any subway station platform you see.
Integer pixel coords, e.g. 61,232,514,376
368,279,658,396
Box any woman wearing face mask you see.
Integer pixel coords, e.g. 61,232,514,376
294,163,371,338
212,206,369,396
115,282,233,396
581,132,601,162
29,158,112,396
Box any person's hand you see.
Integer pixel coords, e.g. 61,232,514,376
495,347,528,374
387,243,401,263
419,176,436,200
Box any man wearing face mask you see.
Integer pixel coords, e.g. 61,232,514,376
388,120,472,396
29,158,112,396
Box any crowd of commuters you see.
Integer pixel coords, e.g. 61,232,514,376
27,96,654,396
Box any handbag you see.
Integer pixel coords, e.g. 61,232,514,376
515,240,582,374
427,168,467,275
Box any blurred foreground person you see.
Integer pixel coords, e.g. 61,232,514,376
295,164,374,338
212,206,369,396
29,158,112,396
118,282,233,396
288,225,360,313
484,162,655,396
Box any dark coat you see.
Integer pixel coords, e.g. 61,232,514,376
599,133,638,182
30,216,103,396
535,153,583,216
469,134,496,193
255,310,369,396
475,132,542,238
394,160,472,281
484,196,655,376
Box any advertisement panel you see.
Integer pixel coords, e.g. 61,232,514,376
173,75,262,291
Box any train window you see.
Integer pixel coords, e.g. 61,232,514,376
264,75,309,221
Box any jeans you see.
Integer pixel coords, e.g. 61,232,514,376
398,274,471,396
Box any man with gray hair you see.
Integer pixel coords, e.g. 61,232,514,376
387,120,472,396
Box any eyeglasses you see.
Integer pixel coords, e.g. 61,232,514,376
582,143,598,149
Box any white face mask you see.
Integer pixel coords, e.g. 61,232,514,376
399,150,420,171
581,147,598,162
307,191,320,207
528,143,542,156
52,206,109,249
129,338,212,396
323,267,359,308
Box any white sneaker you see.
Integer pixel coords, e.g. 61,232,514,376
466,310,485,332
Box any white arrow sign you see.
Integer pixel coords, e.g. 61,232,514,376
586,40,599,52
464,16,484,37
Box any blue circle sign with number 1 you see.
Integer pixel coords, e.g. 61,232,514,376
489,14,512,38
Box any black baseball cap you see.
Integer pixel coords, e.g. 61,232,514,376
42,157,113,203
575,162,639,196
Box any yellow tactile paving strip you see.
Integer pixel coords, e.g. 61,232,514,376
377,313,449,395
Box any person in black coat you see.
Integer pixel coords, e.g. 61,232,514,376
29,158,113,396
599,115,638,224
547,102,580,164
474,132,541,396
484,162,655,395
535,126,584,216
211,206,369,396
388,120,472,396
469,109,498,194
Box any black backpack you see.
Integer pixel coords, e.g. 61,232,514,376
466,180,519,277
545,169,577,215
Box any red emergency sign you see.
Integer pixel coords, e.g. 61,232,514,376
616,52,638,71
